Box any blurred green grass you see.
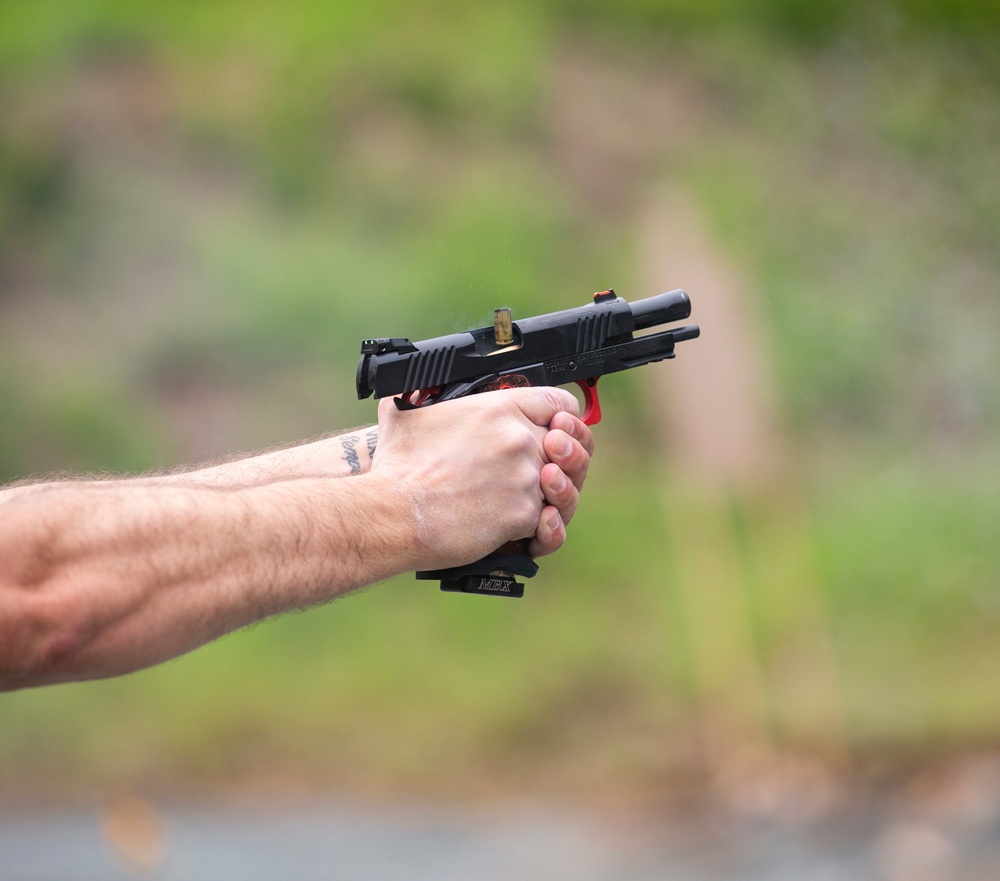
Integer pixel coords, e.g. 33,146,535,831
2,0,999,797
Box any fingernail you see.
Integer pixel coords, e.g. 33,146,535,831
547,511,563,532
550,471,567,493
554,436,572,458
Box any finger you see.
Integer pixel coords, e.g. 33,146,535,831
543,430,590,493
550,411,595,457
540,461,579,525
529,505,565,558
501,386,581,428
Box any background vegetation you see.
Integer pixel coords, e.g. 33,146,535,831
2,0,999,807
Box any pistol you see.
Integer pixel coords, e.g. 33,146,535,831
357,288,699,598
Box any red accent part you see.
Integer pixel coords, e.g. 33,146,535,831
487,374,531,392
576,377,602,425
413,386,443,407
593,289,617,303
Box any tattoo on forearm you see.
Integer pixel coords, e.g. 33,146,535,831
365,429,378,458
341,435,362,474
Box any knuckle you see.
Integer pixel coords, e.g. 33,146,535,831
557,443,586,480
568,437,588,465
557,387,581,414
539,387,578,419
523,426,541,453
546,428,572,462
549,468,573,501
515,503,539,536
559,492,579,523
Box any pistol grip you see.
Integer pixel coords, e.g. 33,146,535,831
414,376,542,597
416,539,538,598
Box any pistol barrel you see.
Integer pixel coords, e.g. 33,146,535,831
630,289,691,331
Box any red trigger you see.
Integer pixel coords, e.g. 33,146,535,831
575,378,602,425
412,386,442,407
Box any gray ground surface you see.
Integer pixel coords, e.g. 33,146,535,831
2,798,999,881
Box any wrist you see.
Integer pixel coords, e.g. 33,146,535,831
255,470,417,604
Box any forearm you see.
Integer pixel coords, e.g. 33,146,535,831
0,427,379,504
181,426,380,487
0,472,409,690
0,388,595,691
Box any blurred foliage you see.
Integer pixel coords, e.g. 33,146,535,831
1,0,999,799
